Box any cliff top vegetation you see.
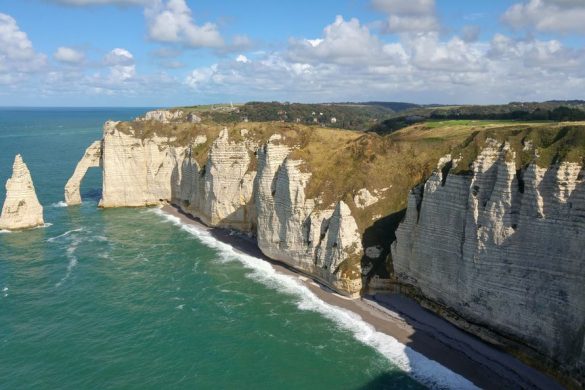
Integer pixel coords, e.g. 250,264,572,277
112,114,585,280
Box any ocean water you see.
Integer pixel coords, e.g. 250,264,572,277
0,108,468,389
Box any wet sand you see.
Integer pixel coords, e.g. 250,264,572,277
162,204,561,390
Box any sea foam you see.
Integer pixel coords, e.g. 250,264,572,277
47,228,83,242
50,229,84,287
152,208,479,390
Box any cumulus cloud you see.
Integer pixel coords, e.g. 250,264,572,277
0,13,46,84
54,47,85,64
145,0,224,48
0,13,40,61
502,0,585,34
103,48,136,81
372,0,440,33
236,54,249,63
180,14,585,104
287,16,407,66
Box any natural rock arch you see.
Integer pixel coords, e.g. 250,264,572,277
64,140,102,205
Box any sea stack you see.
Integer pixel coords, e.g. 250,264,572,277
0,154,44,231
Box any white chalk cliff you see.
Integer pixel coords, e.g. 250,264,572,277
138,109,183,123
77,120,364,296
67,113,585,383
65,140,102,205
174,128,256,230
0,154,44,231
391,139,585,381
254,139,362,294
100,121,187,207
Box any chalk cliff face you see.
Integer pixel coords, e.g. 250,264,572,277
139,109,183,123
69,115,585,383
0,154,44,231
65,140,102,205
392,139,585,381
255,138,363,294
91,119,364,296
173,128,256,230
100,121,186,207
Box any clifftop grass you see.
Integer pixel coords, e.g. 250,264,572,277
114,117,585,279
115,117,585,231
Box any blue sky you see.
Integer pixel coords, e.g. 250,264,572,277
1,0,584,106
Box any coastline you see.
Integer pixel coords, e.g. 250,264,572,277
161,204,561,390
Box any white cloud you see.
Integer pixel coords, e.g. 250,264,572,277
104,47,134,65
236,54,249,63
372,0,440,33
145,0,224,48
180,14,585,104
502,0,585,34
54,47,85,64
103,48,136,81
0,13,38,61
287,16,407,66
0,13,46,82
406,33,486,72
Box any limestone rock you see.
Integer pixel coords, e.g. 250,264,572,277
139,109,183,123
100,121,187,207
354,188,379,209
0,155,44,230
64,140,102,205
254,138,363,296
187,113,201,123
391,139,585,381
92,122,364,296
175,128,256,230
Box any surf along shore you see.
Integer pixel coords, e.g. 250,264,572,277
161,204,561,390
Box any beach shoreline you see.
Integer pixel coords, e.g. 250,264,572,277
161,204,561,390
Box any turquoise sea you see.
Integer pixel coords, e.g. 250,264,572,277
0,108,459,389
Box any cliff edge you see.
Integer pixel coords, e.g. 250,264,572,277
67,109,585,384
392,128,585,387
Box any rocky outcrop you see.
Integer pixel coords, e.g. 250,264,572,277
64,140,102,205
0,155,44,231
186,113,201,123
354,188,379,209
138,109,183,123
391,139,585,383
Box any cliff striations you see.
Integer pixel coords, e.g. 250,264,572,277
89,116,374,296
68,109,585,383
392,136,585,385
0,154,44,231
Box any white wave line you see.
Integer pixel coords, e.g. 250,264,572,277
47,228,83,242
151,208,478,390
